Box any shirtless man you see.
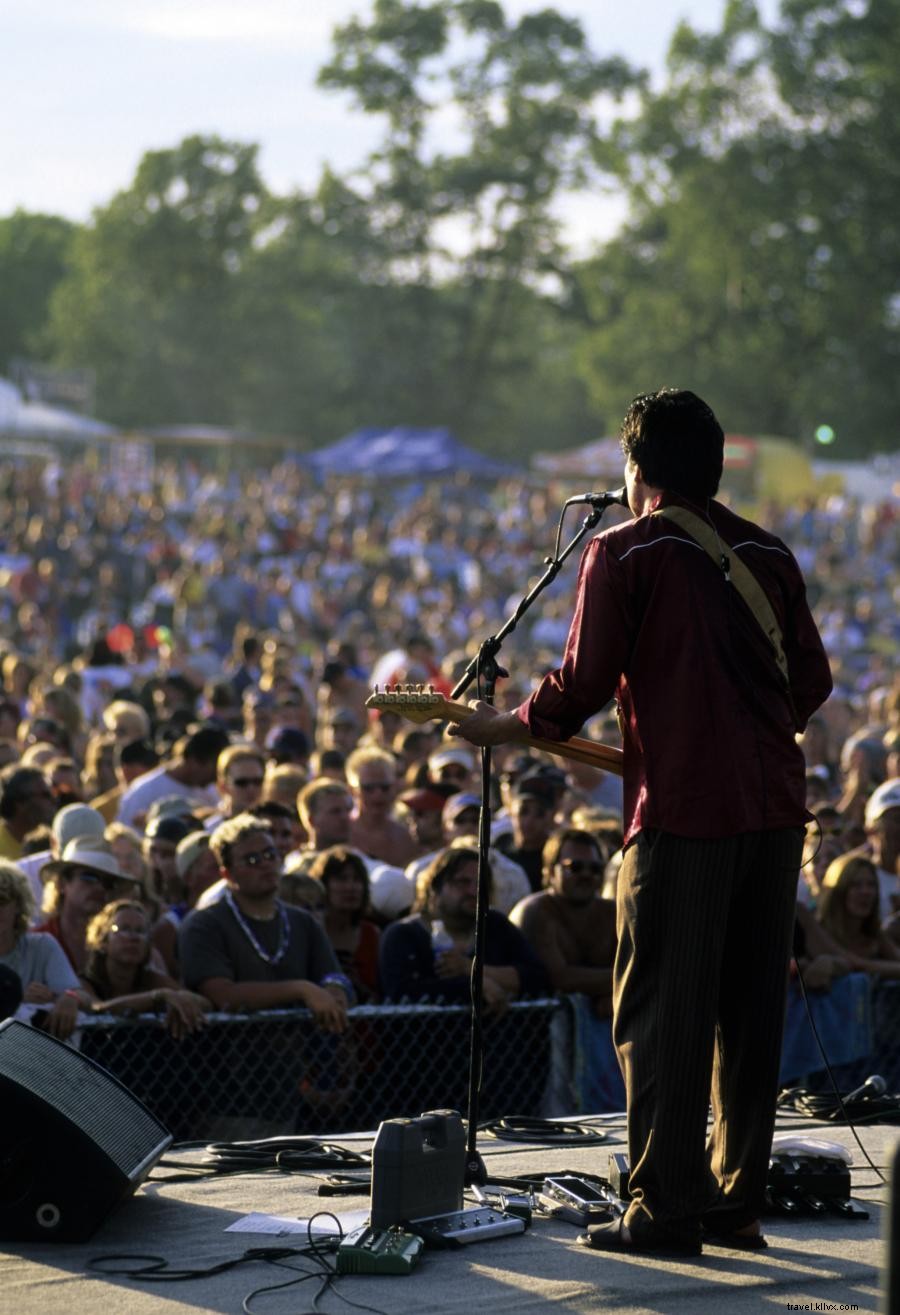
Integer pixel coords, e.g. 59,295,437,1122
510,828,616,1017
346,747,417,867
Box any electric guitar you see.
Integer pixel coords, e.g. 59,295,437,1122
365,685,623,777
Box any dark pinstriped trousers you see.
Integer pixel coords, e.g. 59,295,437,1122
613,827,803,1241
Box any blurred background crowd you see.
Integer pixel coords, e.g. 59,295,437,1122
0,453,896,1077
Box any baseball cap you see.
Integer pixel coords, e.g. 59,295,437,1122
52,803,106,849
267,727,311,763
398,788,450,815
175,830,212,879
865,778,900,828
428,747,474,774
444,793,482,826
512,772,556,807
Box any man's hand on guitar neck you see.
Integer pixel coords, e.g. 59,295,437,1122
448,701,530,749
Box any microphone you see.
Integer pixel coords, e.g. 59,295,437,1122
567,486,628,509
843,1074,886,1103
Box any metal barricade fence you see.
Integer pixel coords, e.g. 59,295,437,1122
78,998,563,1141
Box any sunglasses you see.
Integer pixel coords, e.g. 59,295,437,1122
360,782,392,793
71,868,119,889
558,859,603,876
232,776,264,789
237,845,278,868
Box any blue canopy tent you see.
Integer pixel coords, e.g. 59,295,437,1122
304,427,516,478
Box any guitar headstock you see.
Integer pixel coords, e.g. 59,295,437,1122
365,683,451,725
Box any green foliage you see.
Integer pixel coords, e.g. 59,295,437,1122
0,211,75,370
9,1,899,458
576,0,900,454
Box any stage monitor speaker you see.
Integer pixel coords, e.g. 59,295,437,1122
0,1017,172,1242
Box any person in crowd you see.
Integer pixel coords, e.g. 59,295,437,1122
90,736,161,822
204,743,265,829
379,844,546,1010
249,800,303,862
179,813,351,1027
82,732,118,800
505,774,559,891
46,755,84,809
0,765,56,861
404,790,531,915
0,861,91,1040
81,898,209,1038
308,846,380,1002
262,763,309,818
105,821,150,886
864,778,900,920
267,727,311,770
427,746,475,793
116,725,230,828
347,746,417,867
102,699,152,745
243,687,276,750
320,708,362,758
792,901,852,991
34,836,142,973
151,831,220,976
309,748,347,781
397,785,454,856
510,828,617,1016
817,851,900,977
143,813,193,905
451,388,832,1256
17,801,108,913
279,868,328,918
299,778,355,856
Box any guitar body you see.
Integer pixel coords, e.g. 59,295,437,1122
366,686,623,778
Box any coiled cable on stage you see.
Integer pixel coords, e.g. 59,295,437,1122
478,1115,607,1145
154,1135,371,1181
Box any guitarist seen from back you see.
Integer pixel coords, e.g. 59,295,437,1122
452,388,833,1258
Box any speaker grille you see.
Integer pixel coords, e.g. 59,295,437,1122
0,1020,170,1179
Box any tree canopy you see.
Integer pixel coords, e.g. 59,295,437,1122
2,0,896,457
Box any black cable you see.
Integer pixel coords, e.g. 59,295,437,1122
151,1136,372,1183
779,964,891,1184
479,1115,607,1145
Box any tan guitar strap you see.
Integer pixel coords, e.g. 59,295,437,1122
653,505,792,693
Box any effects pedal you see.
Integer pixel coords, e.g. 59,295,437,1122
408,1205,526,1248
336,1225,424,1274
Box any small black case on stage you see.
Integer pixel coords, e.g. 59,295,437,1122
370,1110,466,1229
0,1018,172,1241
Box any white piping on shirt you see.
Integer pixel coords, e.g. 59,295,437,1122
730,539,791,557
618,535,705,562
618,535,791,563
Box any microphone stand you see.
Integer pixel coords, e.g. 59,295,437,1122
450,497,620,1186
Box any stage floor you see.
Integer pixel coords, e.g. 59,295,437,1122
1,1112,893,1315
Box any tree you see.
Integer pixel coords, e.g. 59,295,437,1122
576,0,900,454
47,136,268,426
318,0,638,439
0,211,75,372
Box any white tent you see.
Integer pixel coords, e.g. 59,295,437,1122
0,376,116,440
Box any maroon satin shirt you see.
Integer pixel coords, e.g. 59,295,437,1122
516,494,833,846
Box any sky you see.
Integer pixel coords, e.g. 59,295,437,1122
1,0,778,253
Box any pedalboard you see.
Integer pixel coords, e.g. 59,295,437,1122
408,1205,526,1248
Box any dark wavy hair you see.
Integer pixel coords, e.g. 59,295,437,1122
620,388,724,500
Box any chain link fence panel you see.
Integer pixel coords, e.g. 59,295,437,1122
78,998,562,1141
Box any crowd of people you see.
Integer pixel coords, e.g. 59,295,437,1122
0,452,896,1098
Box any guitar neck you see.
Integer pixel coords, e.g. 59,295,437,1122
439,700,623,777
367,690,623,777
